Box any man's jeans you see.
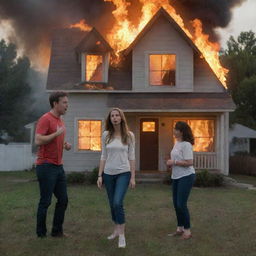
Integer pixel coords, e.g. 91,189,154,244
172,174,195,229
36,163,68,236
103,172,131,224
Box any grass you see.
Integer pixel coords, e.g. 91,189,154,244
0,171,256,256
229,174,256,186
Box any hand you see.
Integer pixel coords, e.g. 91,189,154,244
64,142,72,151
97,176,103,189
56,126,65,136
166,159,174,167
129,177,136,189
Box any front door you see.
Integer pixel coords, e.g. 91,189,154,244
140,118,159,170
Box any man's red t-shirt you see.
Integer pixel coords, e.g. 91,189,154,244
35,112,65,165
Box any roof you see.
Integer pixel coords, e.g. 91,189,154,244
229,123,256,139
75,28,112,53
107,93,235,111
123,7,200,56
47,28,129,90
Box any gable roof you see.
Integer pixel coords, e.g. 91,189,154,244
123,7,200,56
75,27,113,53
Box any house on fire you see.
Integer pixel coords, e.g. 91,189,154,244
46,8,235,175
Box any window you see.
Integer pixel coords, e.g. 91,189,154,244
78,120,101,151
149,54,176,86
142,122,155,132
173,119,215,152
85,55,103,82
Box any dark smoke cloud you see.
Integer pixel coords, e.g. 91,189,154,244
0,0,247,64
169,0,247,40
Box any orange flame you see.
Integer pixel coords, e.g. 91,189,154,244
86,55,103,81
69,19,92,31
71,1,228,88
103,0,228,87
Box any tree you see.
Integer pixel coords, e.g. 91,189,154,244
0,39,32,142
222,31,256,128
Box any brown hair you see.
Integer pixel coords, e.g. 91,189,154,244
105,108,131,145
174,121,194,145
49,91,68,108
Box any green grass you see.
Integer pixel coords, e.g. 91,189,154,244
229,174,256,186
0,171,256,256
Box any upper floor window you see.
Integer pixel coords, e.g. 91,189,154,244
85,55,103,82
149,54,176,86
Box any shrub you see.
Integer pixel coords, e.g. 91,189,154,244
85,166,99,185
66,172,86,184
194,170,224,187
229,155,256,176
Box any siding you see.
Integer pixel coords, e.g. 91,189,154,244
63,94,109,171
132,16,193,92
194,55,225,92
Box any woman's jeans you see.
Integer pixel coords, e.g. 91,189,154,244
172,174,195,229
36,163,68,236
103,172,131,225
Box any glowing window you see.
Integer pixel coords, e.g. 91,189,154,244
173,120,215,152
142,122,155,132
149,54,176,86
86,55,103,82
78,120,101,151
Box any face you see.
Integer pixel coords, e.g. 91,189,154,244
110,110,122,126
54,96,68,115
173,128,182,140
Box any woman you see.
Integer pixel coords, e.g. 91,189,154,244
166,121,195,240
97,108,136,248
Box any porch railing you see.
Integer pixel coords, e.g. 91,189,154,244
194,152,217,169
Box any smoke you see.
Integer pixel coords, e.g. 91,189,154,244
0,0,247,66
169,0,247,41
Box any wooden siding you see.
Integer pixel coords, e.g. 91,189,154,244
132,16,193,92
63,94,109,171
194,56,225,92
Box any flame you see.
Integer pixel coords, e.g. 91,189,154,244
103,0,228,87
69,19,92,31
69,1,228,87
86,55,103,81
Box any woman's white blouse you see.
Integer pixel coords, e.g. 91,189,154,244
171,141,195,179
100,131,135,175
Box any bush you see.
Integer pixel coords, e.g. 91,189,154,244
85,166,99,185
229,155,256,176
66,172,86,184
66,167,99,185
194,170,224,187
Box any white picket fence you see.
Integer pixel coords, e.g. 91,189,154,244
194,152,217,169
0,143,35,171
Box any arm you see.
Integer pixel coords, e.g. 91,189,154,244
97,132,107,189
128,132,136,188
35,126,64,146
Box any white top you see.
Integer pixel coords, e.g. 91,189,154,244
100,131,135,175
171,141,195,179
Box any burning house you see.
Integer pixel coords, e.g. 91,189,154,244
46,5,235,174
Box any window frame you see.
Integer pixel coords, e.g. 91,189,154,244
75,118,104,153
173,118,216,152
81,53,109,83
148,53,176,87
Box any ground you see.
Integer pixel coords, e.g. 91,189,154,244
0,171,256,256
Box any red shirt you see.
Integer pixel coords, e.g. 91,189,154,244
36,112,65,165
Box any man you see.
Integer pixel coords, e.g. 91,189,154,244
35,91,71,238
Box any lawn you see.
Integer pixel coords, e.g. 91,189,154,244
0,171,256,256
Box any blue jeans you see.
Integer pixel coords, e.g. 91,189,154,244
172,174,195,229
36,163,68,236
103,172,131,224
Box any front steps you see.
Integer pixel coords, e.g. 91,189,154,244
135,171,170,184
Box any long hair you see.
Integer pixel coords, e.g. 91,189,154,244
105,108,131,145
175,121,194,145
